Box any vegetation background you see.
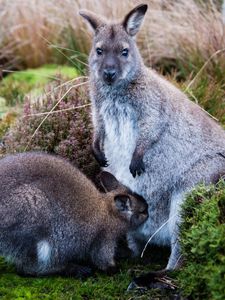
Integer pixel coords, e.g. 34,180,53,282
0,0,224,299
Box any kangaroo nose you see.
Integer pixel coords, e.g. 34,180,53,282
103,69,116,81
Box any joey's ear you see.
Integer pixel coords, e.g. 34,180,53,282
122,4,148,36
98,171,121,192
79,9,105,32
114,195,131,213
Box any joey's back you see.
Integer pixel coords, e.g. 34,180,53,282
0,152,148,276
0,152,103,219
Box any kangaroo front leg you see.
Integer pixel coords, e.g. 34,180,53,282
92,107,108,167
129,146,145,178
92,132,108,167
129,110,166,178
166,238,183,270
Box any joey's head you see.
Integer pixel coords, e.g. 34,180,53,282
79,4,148,86
99,171,148,228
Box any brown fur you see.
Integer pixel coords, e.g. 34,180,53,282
0,152,148,277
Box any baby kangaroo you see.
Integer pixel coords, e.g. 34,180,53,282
80,3,225,288
0,152,148,277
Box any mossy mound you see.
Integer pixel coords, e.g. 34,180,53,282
179,180,225,300
0,64,79,107
0,246,174,300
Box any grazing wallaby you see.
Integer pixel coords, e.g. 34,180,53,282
80,3,225,287
0,152,148,277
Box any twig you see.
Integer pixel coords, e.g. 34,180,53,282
39,34,86,71
141,214,177,258
50,44,89,67
24,80,89,151
184,48,225,91
25,103,91,117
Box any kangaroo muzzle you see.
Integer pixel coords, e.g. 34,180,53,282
103,69,117,85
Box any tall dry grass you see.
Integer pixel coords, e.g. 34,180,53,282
0,0,224,70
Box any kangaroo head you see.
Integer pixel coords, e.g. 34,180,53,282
98,171,148,228
79,4,148,86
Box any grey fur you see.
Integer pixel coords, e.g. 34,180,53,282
0,152,148,276
80,4,225,270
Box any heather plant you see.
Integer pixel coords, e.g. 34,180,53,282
3,77,100,180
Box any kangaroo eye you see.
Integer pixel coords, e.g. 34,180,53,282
96,48,103,55
122,48,129,57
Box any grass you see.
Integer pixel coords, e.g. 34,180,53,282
0,248,177,300
0,64,79,107
0,0,224,71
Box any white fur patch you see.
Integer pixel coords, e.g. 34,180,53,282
101,101,137,187
37,240,51,264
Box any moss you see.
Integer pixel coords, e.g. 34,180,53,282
0,247,176,300
0,64,79,107
178,181,225,300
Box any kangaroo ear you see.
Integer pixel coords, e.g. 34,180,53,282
114,195,131,213
98,171,121,192
79,9,105,32
122,4,148,36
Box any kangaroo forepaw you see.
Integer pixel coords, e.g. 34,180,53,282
91,146,109,167
129,157,145,178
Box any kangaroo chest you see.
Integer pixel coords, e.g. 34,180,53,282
100,100,137,182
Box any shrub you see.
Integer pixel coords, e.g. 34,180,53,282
3,77,100,180
178,181,225,300
0,112,17,139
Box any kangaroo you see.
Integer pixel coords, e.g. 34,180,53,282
0,152,148,277
80,3,225,288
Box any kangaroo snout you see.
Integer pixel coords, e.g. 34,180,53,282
103,69,116,84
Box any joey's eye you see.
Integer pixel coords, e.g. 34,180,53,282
96,48,103,55
122,48,129,57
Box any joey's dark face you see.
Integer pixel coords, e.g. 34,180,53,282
129,193,148,228
89,25,138,86
114,192,148,229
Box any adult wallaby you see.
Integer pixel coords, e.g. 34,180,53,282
0,152,148,277
80,3,225,287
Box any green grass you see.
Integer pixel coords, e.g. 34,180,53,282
0,248,177,300
0,64,79,139
0,64,79,108
0,261,131,300
163,53,225,124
